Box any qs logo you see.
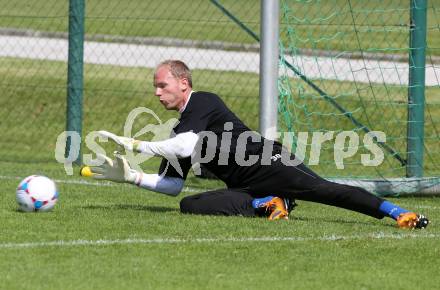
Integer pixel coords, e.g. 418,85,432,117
55,107,179,175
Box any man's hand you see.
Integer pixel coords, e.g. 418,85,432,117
98,130,141,152
90,152,140,184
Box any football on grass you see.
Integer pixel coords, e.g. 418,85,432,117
16,175,59,212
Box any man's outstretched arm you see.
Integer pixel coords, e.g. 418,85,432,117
97,130,199,159
89,152,184,196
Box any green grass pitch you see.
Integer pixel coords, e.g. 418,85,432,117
1,161,440,290
0,56,439,289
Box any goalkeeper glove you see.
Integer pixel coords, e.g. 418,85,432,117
98,130,141,152
90,152,140,184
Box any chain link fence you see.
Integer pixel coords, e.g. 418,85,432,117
0,0,261,163
1,1,439,187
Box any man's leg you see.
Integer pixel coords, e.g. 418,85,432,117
180,189,256,217
249,160,429,227
179,189,290,219
249,161,386,219
294,180,386,219
289,177,428,228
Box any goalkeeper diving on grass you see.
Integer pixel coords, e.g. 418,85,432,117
87,59,429,229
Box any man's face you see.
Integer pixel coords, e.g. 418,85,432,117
153,66,187,111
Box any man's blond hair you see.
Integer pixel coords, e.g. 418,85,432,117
157,60,192,87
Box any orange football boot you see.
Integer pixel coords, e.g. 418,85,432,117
396,212,429,229
263,197,289,220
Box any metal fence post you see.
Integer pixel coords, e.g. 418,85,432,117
65,0,85,165
259,0,279,140
407,0,427,177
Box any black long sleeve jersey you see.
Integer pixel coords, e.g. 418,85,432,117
158,91,284,189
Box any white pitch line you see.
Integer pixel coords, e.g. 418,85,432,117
0,174,207,193
412,205,440,210
2,174,440,204
1,233,439,249
0,175,440,205
3,175,440,206
394,203,440,210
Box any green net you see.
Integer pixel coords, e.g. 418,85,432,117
278,0,440,194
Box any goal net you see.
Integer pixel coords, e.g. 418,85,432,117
277,0,440,195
